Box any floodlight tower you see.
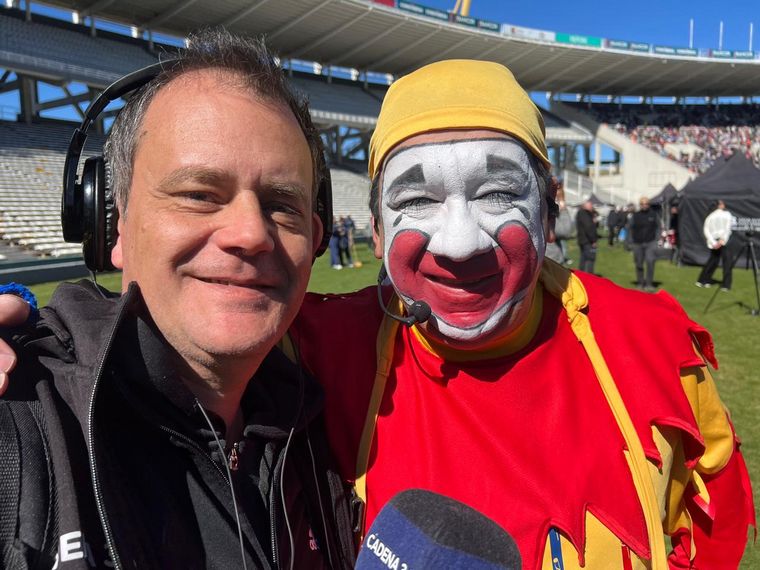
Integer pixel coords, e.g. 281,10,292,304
451,0,472,17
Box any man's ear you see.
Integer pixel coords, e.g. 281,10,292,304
371,215,383,259
311,212,324,257
110,217,124,269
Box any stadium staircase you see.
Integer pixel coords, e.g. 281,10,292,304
552,102,693,202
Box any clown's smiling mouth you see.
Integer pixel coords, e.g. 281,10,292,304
425,272,500,288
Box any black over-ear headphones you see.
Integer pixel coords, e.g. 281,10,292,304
62,60,333,271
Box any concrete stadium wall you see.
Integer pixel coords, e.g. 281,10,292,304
0,257,89,285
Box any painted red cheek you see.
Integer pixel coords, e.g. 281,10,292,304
387,224,538,330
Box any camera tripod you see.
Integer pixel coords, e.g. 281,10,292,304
704,234,760,316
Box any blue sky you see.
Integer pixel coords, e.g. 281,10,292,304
422,0,760,52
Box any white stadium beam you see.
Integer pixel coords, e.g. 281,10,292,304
219,0,276,28
548,56,631,94
331,19,410,66
593,59,661,95
629,59,694,93
141,0,202,30
659,62,720,95
291,11,370,59
400,34,475,75
367,27,442,70
80,0,117,17
267,0,333,42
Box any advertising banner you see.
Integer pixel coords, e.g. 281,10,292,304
501,24,556,42
733,50,754,59
453,14,477,27
555,33,602,48
710,49,732,58
398,1,424,15
607,39,629,50
372,0,396,6
675,47,698,56
630,42,650,52
477,19,500,32
423,6,448,21
653,45,677,55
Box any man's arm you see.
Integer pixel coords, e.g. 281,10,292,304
0,295,33,395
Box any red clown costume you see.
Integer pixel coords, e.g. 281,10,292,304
286,59,754,569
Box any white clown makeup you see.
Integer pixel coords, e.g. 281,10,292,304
379,135,546,343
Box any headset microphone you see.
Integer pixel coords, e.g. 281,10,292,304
376,266,432,327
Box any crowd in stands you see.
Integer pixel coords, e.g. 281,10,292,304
574,102,760,173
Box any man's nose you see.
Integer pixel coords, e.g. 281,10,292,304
214,194,275,256
426,200,494,261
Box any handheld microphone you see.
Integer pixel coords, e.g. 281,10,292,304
356,489,521,569
376,267,432,327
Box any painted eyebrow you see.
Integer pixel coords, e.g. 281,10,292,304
388,163,425,190
486,154,524,175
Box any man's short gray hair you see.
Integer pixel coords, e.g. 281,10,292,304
104,27,322,213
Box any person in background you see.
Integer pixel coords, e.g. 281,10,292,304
696,199,734,290
607,206,620,246
630,196,660,291
575,199,598,273
337,216,353,268
552,184,573,265
329,219,343,269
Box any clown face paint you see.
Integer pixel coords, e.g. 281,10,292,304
379,135,546,343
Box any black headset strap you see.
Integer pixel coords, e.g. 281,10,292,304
65,61,177,184
64,61,178,212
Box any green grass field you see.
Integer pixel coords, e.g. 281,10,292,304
29,241,758,565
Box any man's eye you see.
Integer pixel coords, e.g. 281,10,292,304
266,202,302,217
180,191,218,203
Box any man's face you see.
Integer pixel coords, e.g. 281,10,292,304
374,130,547,344
111,70,321,370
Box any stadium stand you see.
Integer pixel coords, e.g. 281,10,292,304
566,102,760,174
0,8,162,85
0,121,105,258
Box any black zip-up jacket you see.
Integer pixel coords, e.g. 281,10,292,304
630,208,660,244
575,208,598,246
0,281,355,570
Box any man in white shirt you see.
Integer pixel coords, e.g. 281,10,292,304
696,200,734,290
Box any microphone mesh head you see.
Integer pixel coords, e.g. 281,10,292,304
409,301,432,324
356,489,521,569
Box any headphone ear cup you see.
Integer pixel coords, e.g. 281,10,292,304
315,162,332,258
102,159,118,270
80,156,112,272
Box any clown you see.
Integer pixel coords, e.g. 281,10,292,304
289,60,755,569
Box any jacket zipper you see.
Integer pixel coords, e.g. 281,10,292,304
269,443,283,570
86,287,137,570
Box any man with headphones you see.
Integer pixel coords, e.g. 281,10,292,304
0,52,754,570
0,29,354,569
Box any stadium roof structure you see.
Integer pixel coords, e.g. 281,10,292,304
37,0,760,98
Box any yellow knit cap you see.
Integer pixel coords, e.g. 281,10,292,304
368,59,549,179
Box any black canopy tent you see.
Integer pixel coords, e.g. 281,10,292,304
650,183,679,207
678,153,760,265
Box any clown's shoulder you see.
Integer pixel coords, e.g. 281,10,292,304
566,266,715,368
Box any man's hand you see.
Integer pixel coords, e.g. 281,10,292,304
0,295,32,395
